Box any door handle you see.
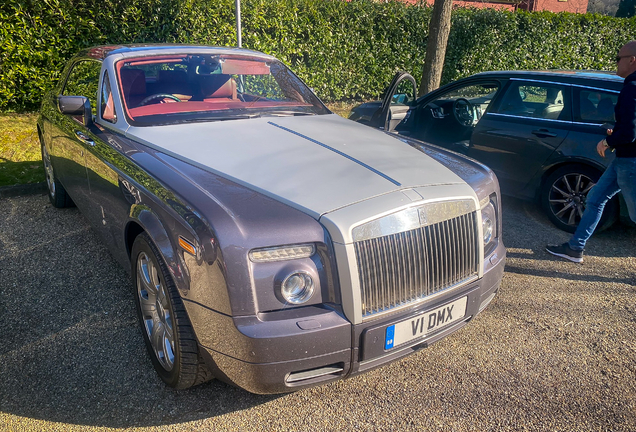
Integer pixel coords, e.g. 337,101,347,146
75,130,95,146
531,129,557,138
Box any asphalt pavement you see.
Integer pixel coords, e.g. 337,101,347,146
0,193,634,431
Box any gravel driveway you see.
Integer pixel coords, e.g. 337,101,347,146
1,193,634,431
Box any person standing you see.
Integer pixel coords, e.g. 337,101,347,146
546,41,636,263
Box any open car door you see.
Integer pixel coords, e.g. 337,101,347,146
370,71,417,132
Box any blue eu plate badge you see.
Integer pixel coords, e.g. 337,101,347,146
385,325,395,350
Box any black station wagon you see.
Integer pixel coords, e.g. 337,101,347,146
350,71,625,232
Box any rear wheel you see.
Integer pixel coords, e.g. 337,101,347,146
542,164,618,233
131,232,212,389
40,135,74,208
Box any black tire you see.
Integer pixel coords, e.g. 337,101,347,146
541,164,618,233
131,232,212,389
40,134,74,208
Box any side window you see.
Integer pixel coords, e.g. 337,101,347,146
391,80,416,106
242,74,285,100
575,89,617,123
63,60,102,116
493,82,570,121
101,71,117,123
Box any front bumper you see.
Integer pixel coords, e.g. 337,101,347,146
195,241,505,394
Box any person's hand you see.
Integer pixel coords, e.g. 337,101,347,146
607,128,613,136
597,139,608,157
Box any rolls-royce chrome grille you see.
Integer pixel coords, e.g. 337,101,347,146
354,211,479,319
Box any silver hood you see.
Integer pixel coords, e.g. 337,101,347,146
126,114,471,220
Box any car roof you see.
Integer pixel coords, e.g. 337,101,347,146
470,69,623,84
78,44,276,62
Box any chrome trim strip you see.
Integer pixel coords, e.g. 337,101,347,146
510,78,573,86
509,78,620,94
352,199,476,242
285,365,344,383
487,112,572,125
570,84,620,94
479,291,497,313
573,120,615,126
267,121,401,186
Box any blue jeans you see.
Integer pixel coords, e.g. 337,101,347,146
569,157,636,250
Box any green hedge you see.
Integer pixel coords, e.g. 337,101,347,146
0,0,634,112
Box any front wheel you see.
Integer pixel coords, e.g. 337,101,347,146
542,164,618,233
131,233,212,389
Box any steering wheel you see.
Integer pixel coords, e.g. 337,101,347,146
452,98,475,127
139,93,181,106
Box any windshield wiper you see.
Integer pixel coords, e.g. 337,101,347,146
263,111,316,117
180,114,262,123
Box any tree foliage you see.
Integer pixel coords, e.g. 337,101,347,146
1,0,635,112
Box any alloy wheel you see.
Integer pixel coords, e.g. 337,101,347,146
548,172,595,227
136,251,175,371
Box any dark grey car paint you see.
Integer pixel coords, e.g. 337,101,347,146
38,47,505,394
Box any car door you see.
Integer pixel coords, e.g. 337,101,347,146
409,79,503,153
469,79,573,196
53,59,102,209
556,85,618,168
370,72,417,132
82,69,136,258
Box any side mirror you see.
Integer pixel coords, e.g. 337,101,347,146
58,95,92,127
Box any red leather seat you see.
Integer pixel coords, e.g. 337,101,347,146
200,74,237,102
120,68,147,108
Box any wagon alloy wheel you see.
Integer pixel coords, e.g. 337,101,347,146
548,172,595,227
137,251,175,371
542,165,618,233
131,233,212,389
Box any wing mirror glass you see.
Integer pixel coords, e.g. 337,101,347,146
58,95,92,127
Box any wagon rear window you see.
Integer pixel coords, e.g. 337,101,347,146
116,55,329,125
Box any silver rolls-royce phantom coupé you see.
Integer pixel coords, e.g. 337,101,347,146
38,45,506,394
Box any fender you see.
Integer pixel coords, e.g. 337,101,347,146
129,204,190,293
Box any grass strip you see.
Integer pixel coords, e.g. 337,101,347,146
0,114,44,187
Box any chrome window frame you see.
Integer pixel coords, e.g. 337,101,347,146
487,112,572,124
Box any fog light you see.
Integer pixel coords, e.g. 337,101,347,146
281,272,314,304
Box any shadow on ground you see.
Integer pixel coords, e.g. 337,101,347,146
0,196,279,428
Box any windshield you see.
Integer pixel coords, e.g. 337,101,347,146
116,54,330,126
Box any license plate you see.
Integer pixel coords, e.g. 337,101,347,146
385,296,468,350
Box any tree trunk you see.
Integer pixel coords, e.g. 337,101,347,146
419,0,454,96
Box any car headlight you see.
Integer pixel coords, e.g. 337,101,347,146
249,244,315,262
280,271,315,304
480,195,498,256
